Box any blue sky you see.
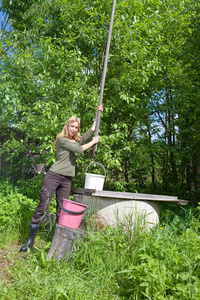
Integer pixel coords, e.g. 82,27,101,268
0,10,10,32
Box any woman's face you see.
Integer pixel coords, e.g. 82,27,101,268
68,121,79,139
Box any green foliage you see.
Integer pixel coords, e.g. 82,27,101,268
17,173,45,200
0,180,56,239
0,180,37,234
1,0,200,201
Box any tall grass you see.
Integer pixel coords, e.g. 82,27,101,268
1,180,200,299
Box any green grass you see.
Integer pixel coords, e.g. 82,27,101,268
1,180,200,299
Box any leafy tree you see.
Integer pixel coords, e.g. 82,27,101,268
0,0,200,202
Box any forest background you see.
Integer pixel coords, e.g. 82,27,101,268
0,0,200,203
1,1,200,299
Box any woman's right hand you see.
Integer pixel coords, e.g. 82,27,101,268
92,136,99,144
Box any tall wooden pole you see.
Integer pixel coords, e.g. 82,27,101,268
93,0,116,156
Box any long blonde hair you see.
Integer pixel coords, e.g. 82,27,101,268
54,116,81,148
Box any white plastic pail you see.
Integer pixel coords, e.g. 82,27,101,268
84,173,105,190
84,162,106,191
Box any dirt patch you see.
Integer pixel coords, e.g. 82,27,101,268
0,243,25,281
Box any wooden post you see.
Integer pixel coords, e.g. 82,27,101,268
46,224,88,261
93,0,116,156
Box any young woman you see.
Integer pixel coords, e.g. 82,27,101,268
20,105,103,252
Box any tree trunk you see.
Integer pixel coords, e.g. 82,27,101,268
46,224,88,261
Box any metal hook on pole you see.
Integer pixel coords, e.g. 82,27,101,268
93,0,117,157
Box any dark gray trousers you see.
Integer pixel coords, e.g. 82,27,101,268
32,170,72,224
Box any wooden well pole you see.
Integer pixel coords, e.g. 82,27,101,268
93,0,116,156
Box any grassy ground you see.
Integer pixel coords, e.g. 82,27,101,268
1,208,200,300
1,181,200,299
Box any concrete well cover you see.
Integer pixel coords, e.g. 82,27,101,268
94,200,159,230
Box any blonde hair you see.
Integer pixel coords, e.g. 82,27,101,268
54,116,81,148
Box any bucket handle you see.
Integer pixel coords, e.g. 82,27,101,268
59,199,88,215
85,162,106,178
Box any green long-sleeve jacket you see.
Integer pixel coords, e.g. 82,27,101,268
50,129,93,177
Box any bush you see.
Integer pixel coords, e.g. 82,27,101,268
0,180,37,236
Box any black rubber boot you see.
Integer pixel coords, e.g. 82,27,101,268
20,223,40,252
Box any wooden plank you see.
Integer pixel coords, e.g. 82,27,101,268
177,200,189,205
92,190,178,201
74,188,95,195
74,189,188,205
132,193,178,201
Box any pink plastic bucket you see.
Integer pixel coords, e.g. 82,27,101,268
58,198,88,230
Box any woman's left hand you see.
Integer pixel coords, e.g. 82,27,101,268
91,105,103,132
97,105,103,112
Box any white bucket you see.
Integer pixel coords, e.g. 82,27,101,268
84,162,106,191
84,173,105,190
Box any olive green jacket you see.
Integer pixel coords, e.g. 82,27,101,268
50,129,93,177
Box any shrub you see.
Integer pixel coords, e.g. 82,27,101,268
0,180,37,235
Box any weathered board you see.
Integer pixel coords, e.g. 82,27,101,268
74,188,95,195
74,189,188,205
